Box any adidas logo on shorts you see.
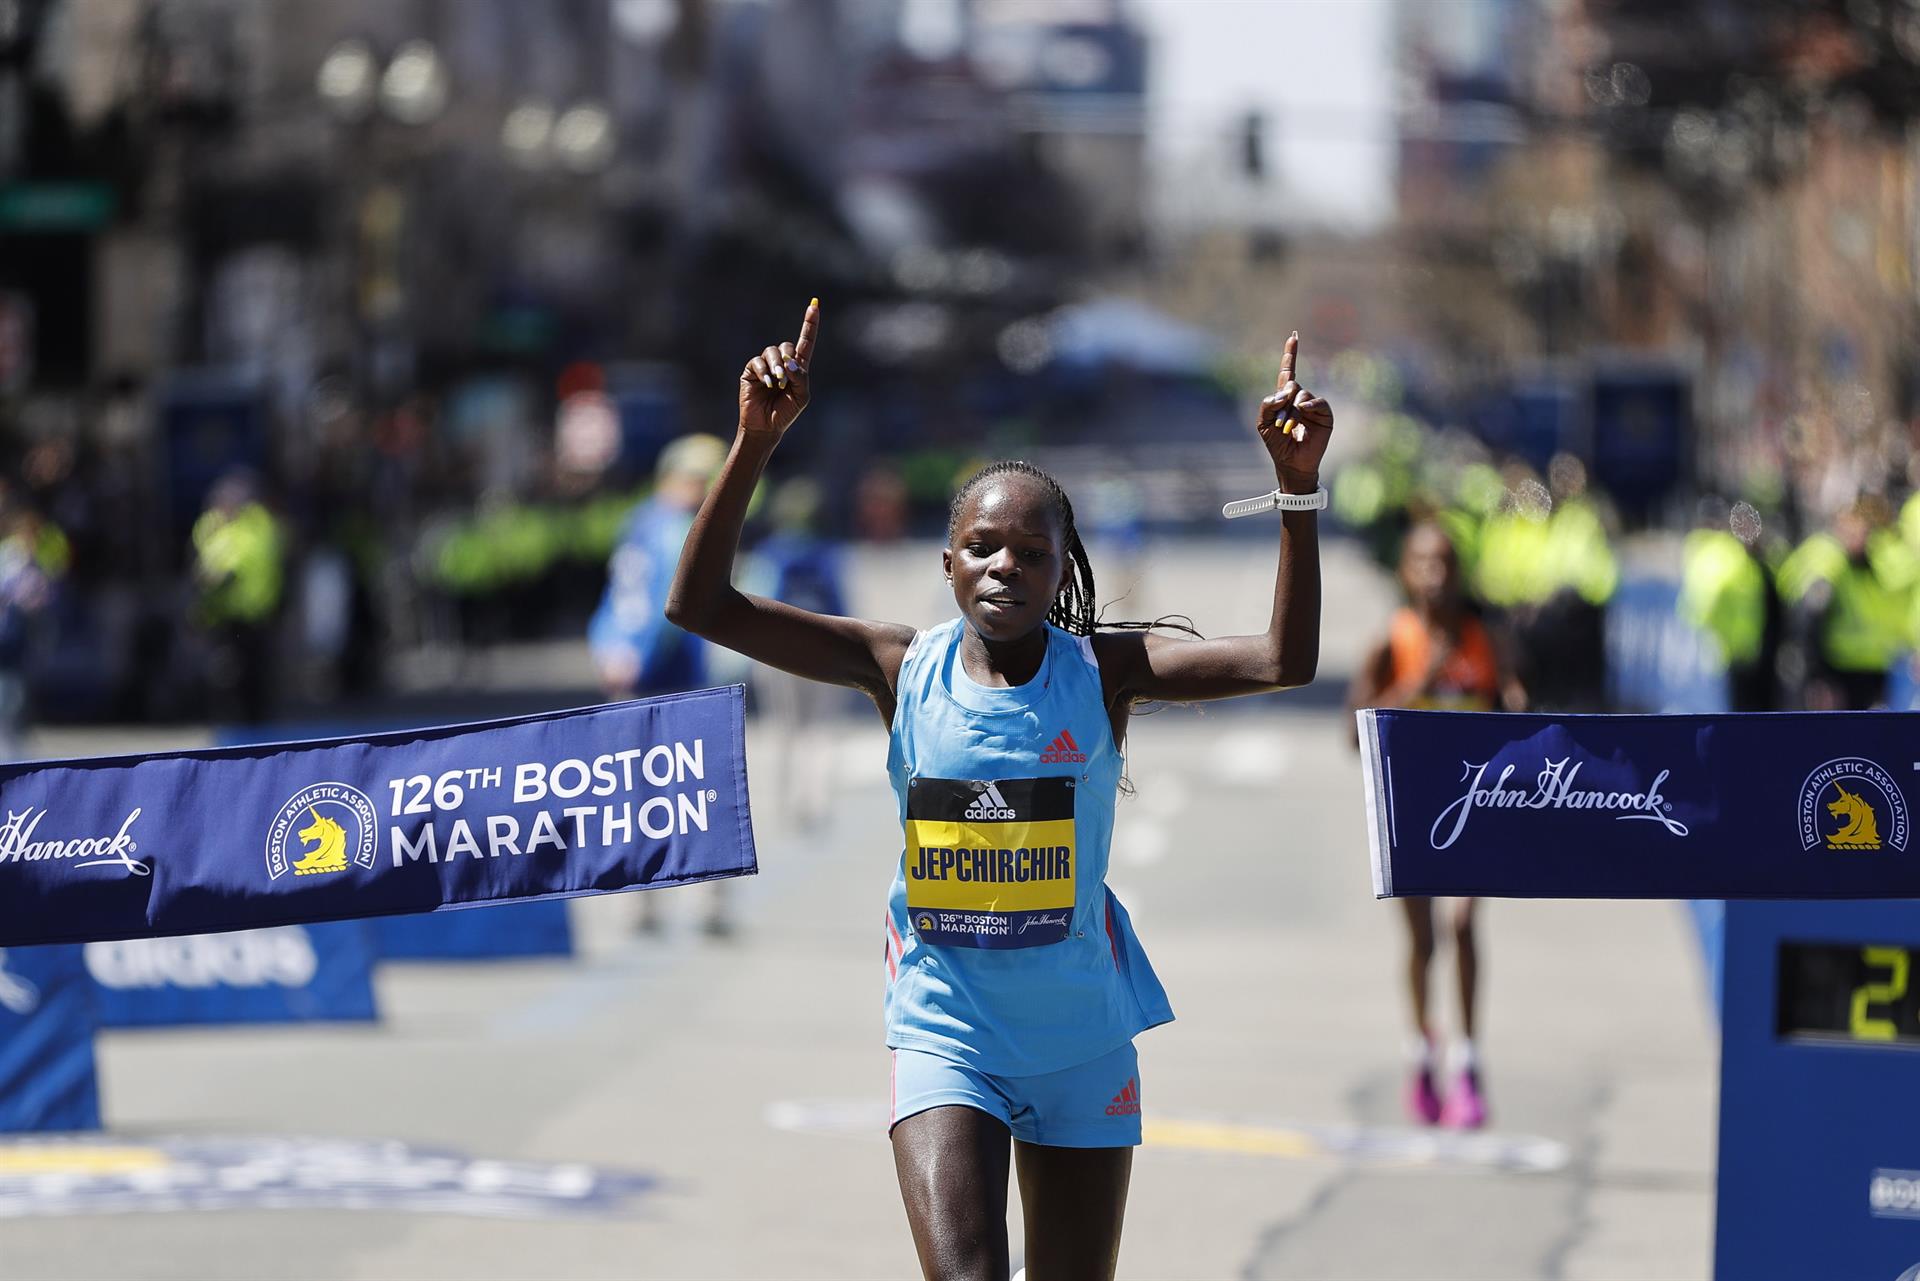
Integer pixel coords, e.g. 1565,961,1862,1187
1106,1077,1141,1116
962,783,1017,821
1039,729,1087,764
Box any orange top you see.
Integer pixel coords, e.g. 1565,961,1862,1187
1387,607,1500,710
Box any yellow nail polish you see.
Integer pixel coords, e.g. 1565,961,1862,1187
810,296,820,308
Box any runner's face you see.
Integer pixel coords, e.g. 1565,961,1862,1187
945,477,1068,642
1400,526,1459,610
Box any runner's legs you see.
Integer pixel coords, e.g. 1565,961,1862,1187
1400,896,1444,1123
1400,896,1436,1040
1451,896,1479,1038
1014,1140,1131,1281
892,1105,1012,1281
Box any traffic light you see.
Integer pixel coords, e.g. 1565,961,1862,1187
1240,109,1266,181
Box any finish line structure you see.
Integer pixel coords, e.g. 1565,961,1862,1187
1358,708,1915,900
0,686,757,948
1360,707,1920,1281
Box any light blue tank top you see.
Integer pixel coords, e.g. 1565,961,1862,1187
883,618,1174,1076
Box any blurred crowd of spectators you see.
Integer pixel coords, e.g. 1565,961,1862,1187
6,334,1920,732
1331,399,1920,718
0,383,882,731
0,395,652,727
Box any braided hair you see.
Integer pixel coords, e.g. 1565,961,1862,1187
949,460,1199,796
947,459,1197,639
947,460,1097,635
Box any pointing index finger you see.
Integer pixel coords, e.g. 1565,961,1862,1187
1276,330,1298,391
795,297,820,366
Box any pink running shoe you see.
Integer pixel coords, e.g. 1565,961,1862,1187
1407,1065,1443,1125
1441,1068,1488,1129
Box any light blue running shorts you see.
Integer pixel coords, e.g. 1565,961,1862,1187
888,1040,1142,1148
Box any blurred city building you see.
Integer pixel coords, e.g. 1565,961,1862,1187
7,0,1920,721
0,0,1176,720
1393,0,1920,529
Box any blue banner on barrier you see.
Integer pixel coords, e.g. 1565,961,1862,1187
0,946,99,1131
0,687,757,946
1887,658,1920,711
370,902,572,961
1604,577,1729,714
212,725,576,964
84,923,378,1025
1358,708,1920,899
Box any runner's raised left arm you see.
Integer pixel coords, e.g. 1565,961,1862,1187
1095,331,1330,704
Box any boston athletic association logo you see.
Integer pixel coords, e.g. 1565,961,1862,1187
265,783,378,881
1799,758,1909,853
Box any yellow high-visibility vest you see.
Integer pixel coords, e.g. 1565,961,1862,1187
1822,560,1909,673
1678,529,1766,668
193,503,284,624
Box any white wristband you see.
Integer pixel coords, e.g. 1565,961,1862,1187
1222,485,1328,519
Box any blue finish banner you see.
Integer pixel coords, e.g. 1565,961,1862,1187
0,946,100,1131
0,687,756,946
1604,577,1728,714
1358,708,1920,899
212,724,575,964
84,923,378,1025
370,901,572,961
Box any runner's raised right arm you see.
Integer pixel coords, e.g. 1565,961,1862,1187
665,300,914,722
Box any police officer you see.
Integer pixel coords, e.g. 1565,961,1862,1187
1789,499,1909,709
1678,499,1782,712
1537,454,1617,711
192,470,285,723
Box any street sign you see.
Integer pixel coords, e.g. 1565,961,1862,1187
1591,363,1689,521
0,183,117,232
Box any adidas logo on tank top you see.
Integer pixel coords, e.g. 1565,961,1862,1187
1040,729,1086,764
962,782,1017,821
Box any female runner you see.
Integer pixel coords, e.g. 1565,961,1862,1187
1347,521,1525,1128
667,299,1332,1281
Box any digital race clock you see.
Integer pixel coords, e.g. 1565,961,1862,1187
1778,942,1920,1046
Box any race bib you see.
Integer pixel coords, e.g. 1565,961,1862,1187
904,777,1075,949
